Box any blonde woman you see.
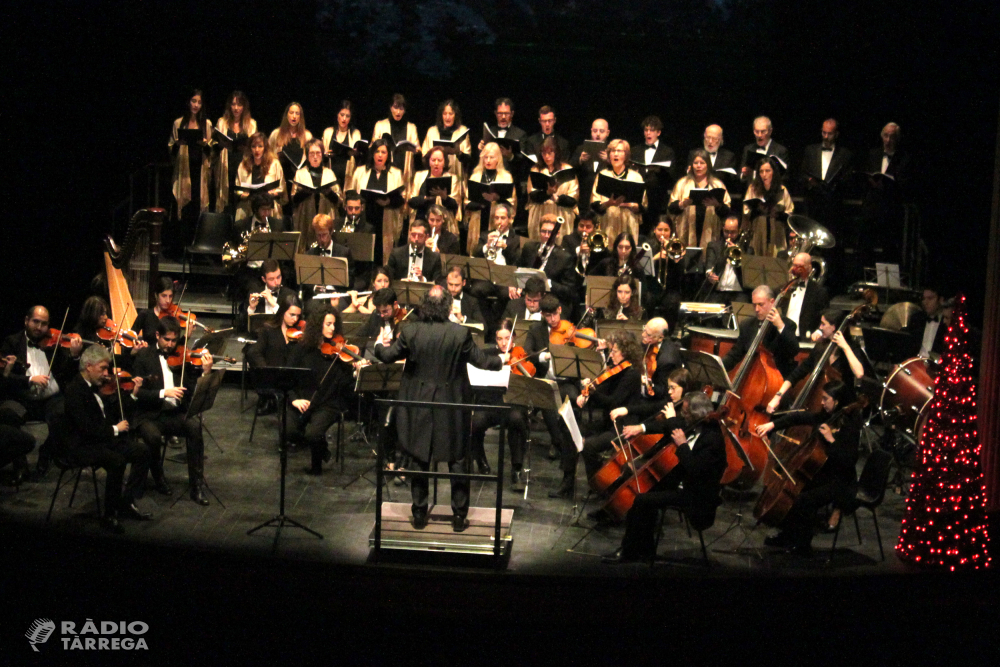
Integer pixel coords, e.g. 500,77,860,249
464,142,516,256
591,139,646,241
526,136,578,244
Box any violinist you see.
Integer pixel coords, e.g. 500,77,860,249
721,284,800,378
357,287,404,343
385,219,442,284
248,259,296,317
247,295,303,369
444,266,484,326
609,318,682,419
286,305,355,475
603,392,727,564
599,275,643,321
0,306,83,478
572,331,643,485
767,309,865,414
133,276,178,346
75,296,148,362
517,215,579,318
131,316,212,505
64,345,152,532
756,380,861,556
469,319,530,489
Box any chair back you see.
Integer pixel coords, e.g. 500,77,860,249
856,448,893,507
189,212,233,252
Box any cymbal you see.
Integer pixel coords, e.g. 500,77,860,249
880,302,920,331
787,214,836,249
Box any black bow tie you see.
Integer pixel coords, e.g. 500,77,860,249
410,251,422,260
822,147,834,152
927,315,940,323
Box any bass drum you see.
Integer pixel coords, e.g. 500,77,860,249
879,357,935,442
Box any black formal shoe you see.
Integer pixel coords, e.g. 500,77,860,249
510,469,526,492
452,515,469,532
304,466,322,476
190,486,210,506
120,503,153,521
601,548,624,564
412,512,428,529
475,457,491,476
546,445,559,461
548,475,574,499
152,477,173,496
101,514,125,534
764,532,792,548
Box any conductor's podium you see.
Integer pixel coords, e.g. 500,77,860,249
370,502,513,556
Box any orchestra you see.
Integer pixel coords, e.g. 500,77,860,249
6,90,948,563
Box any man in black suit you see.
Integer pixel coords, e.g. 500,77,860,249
63,345,153,532
561,213,609,277
906,286,948,361
603,392,727,563
722,285,800,378
247,259,297,318
517,215,581,319
385,219,442,283
633,115,677,232
689,124,738,172
442,266,484,326
0,305,83,477
500,276,546,324
785,252,830,340
571,119,611,211
333,191,375,234
373,286,505,531
862,122,912,261
701,216,753,306
799,119,853,232
521,105,571,163
131,316,213,505
478,97,527,170
467,202,520,336
740,116,791,183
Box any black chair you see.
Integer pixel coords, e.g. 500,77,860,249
651,500,718,567
829,448,894,562
45,415,103,523
183,211,233,278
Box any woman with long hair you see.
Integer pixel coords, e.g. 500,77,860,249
291,138,341,249
349,137,405,262
214,90,257,214
668,148,732,251
526,136,578,243
407,145,462,225
343,266,392,315
322,100,362,188
743,155,794,256
421,99,472,183
235,132,285,221
372,94,421,185
591,138,646,241
270,101,313,192
594,231,638,277
464,141,516,255
600,275,643,321
169,89,213,248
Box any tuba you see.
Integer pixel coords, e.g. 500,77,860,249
786,215,835,283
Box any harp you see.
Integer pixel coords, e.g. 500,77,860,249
104,207,164,330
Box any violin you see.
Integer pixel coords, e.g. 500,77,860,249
284,319,306,343
159,303,213,332
99,369,138,396
38,329,83,350
392,306,410,326
97,319,143,348
581,360,631,397
165,347,236,367
641,344,659,397
548,320,600,349
320,334,364,363
506,346,536,377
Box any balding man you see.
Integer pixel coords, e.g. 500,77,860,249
785,252,829,340
689,124,738,190
572,118,611,209
1,305,83,478
702,215,753,305
722,285,799,377
740,116,791,182
862,122,912,262
799,119,853,233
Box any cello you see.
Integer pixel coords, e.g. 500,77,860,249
718,278,799,487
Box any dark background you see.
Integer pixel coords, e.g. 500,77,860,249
4,0,998,334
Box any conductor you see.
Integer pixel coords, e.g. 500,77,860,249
373,285,507,531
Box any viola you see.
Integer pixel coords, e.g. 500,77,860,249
159,304,213,332
506,346,536,377
97,319,143,348
581,360,631,397
320,335,363,363
548,320,600,349
165,347,235,367
284,319,306,343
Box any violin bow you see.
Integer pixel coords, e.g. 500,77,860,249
611,417,643,493
47,307,71,377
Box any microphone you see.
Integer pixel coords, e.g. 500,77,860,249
25,619,56,652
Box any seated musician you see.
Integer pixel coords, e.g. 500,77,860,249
302,213,353,313
424,204,461,255
385,219,442,283
247,295,303,369
702,215,752,306
469,202,520,335
517,214,580,319
287,305,355,475
756,380,861,555
905,286,948,361
500,275,546,324
248,259,297,317
357,287,404,342
647,218,687,329
443,266,484,326
607,318,682,422
334,190,374,234
232,193,283,309
75,296,148,361
613,367,692,437
0,305,83,478
131,316,213,505
133,276,178,346
469,319,530,489
561,212,609,277
0,362,36,486
785,252,829,340
603,392,727,563
343,266,392,315
571,331,643,484
767,309,865,414
721,284,800,378
64,345,152,532
592,231,639,278
598,275,644,321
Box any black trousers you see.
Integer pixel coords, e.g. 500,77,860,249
136,412,204,484
409,458,469,519
780,476,857,548
581,429,619,481
543,380,580,474
289,403,344,470
620,469,685,560
70,438,150,513
0,394,64,464
0,424,35,470
470,406,528,471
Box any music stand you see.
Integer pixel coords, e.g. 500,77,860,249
340,314,369,339
513,319,537,340
595,320,644,339
505,375,561,500
550,344,605,381
331,232,376,262
246,366,323,549
248,313,275,335
741,255,789,293
862,326,921,366
343,362,405,490
515,267,548,290
246,232,301,262
391,280,433,307
171,370,226,507
585,276,617,310
190,332,228,358
296,253,350,290
490,264,518,289
731,302,756,328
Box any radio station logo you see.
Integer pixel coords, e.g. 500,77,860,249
24,618,149,652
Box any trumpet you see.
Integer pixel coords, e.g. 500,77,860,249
222,229,250,271
427,231,439,253
484,231,504,260
588,227,608,253
725,229,751,268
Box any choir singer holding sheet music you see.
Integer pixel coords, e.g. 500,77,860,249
591,139,646,241
169,89,213,250
526,137,579,244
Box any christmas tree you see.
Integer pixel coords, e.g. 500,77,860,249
896,294,991,569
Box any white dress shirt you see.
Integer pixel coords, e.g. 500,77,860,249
821,146,834,180
25,341,59,400
920,318,941,358
881,152,893,175
785,282,807,334
716,261,742,292
644,142,659,165
158,355,179,408
407,246,425,281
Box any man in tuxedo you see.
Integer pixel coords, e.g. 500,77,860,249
500,276,547,324
690,124,738,192
602,392,727,563
478,97,527,168
443,266,484,326
799,119,853,231
517,215,581,318
906,286,948,360
333,191,374,234
634,115,677,232
357,288,402,342
785,252,830,340
467,202,520,336
702,216,753,306
560,213,609,276
131,316,213,505
522,105,571,161
0,305,83,477
862,122,912,261
571,119,611,210
722,284,800,378
385,219,442,283
247,259,297,317
63,345,153,532
740,116,791,182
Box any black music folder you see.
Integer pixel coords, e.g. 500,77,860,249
595,174,646,204
360,185,406,207
688,187,727,206
422,176,453,194
326,138,369,157
232,180,281,194
212,128,249,152
467,180,515,205
281,148,306,172
433,128,470,147
528,168,576,191
743,151,787,174
293,178,338,194
380,133,419,153
581,140,607,159
482,125,522,155
176,128,205,145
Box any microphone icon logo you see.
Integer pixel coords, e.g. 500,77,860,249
25,618,56,652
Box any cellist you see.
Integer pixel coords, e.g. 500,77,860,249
755,380,861,556
721,284,800,378
602,392,727,564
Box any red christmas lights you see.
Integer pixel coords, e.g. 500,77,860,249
896,294,991,570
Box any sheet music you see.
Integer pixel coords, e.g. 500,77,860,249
467,364,510,388
559,396,584,452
